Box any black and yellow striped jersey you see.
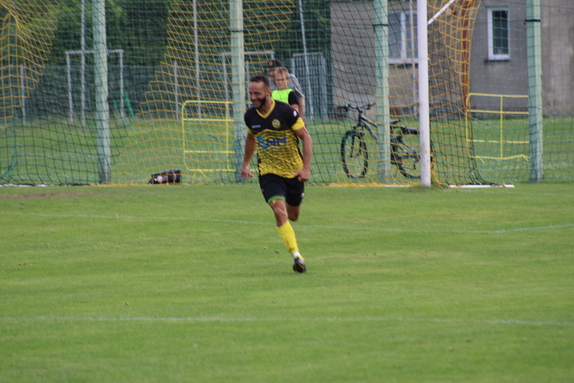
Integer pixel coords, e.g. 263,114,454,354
244,100,305,178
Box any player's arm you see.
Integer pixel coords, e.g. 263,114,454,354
290,75,305,98
241,131,256,179
290,76,305,117
288,91,300,114
293,123,312,182
297,98,306,118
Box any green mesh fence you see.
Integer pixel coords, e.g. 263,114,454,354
0,0,572,186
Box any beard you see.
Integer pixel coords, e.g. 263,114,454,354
252,94,269,110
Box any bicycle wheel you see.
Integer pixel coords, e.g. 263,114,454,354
341,129,369,178
391,142,420,179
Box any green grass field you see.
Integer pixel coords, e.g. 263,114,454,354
1,183,573,382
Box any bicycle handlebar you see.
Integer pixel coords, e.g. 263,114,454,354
343,103,374,113
341,103,401,125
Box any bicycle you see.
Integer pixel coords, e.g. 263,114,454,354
340,103,421,180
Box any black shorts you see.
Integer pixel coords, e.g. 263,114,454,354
259,174,305,206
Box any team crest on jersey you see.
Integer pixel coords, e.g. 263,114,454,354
272,119,281,129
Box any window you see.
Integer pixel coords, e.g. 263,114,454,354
389,11,417,64
487,9,509,60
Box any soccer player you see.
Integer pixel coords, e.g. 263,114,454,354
241,75,313,273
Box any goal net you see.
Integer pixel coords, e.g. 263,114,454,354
1,0,572,185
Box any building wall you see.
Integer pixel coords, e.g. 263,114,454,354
541,0,574,116
469,1,529,112
330,1,418,115
330,0,574,117
469,0,574,116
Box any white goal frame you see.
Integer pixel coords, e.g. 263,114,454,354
65,49,124,127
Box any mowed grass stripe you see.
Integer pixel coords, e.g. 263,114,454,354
2,211,573,234
2,316,574,327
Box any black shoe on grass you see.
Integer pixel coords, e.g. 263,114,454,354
293,256,306,273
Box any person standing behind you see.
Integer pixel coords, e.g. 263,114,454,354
271,67,300,114
267,59,306,117
241,75,313,273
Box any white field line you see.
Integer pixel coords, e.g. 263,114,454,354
2,211,573,234
1,316,572,327
503,192,574,198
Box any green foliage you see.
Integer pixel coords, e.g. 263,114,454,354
47,0,170,66
273,0,331,61
1,183,573,382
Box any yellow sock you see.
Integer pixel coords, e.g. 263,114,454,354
277,221,299,255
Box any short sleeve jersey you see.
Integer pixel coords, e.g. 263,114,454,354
269,74,305,99
244,100,305,179
271,88,299,106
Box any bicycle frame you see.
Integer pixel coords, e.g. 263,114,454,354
352,108,418,152
341,103,421,180
355,114,379,142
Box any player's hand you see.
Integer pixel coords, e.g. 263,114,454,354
241,164,253,180
293,168,310,182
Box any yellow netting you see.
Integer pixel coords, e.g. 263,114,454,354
0,2,57,121
426,0,487,185
114,0,297,184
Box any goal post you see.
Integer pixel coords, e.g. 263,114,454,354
526,0,543,182
230,0,246,183
373,0,391,182
93,0,110,184
417,0,431,187
66,49,125,127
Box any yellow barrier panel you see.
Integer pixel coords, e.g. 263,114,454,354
465,93,529,161
181,100,234,175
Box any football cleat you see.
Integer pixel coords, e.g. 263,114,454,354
293,256,306,273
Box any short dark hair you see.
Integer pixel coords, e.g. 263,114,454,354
250,75,269,88
267,59,283,68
